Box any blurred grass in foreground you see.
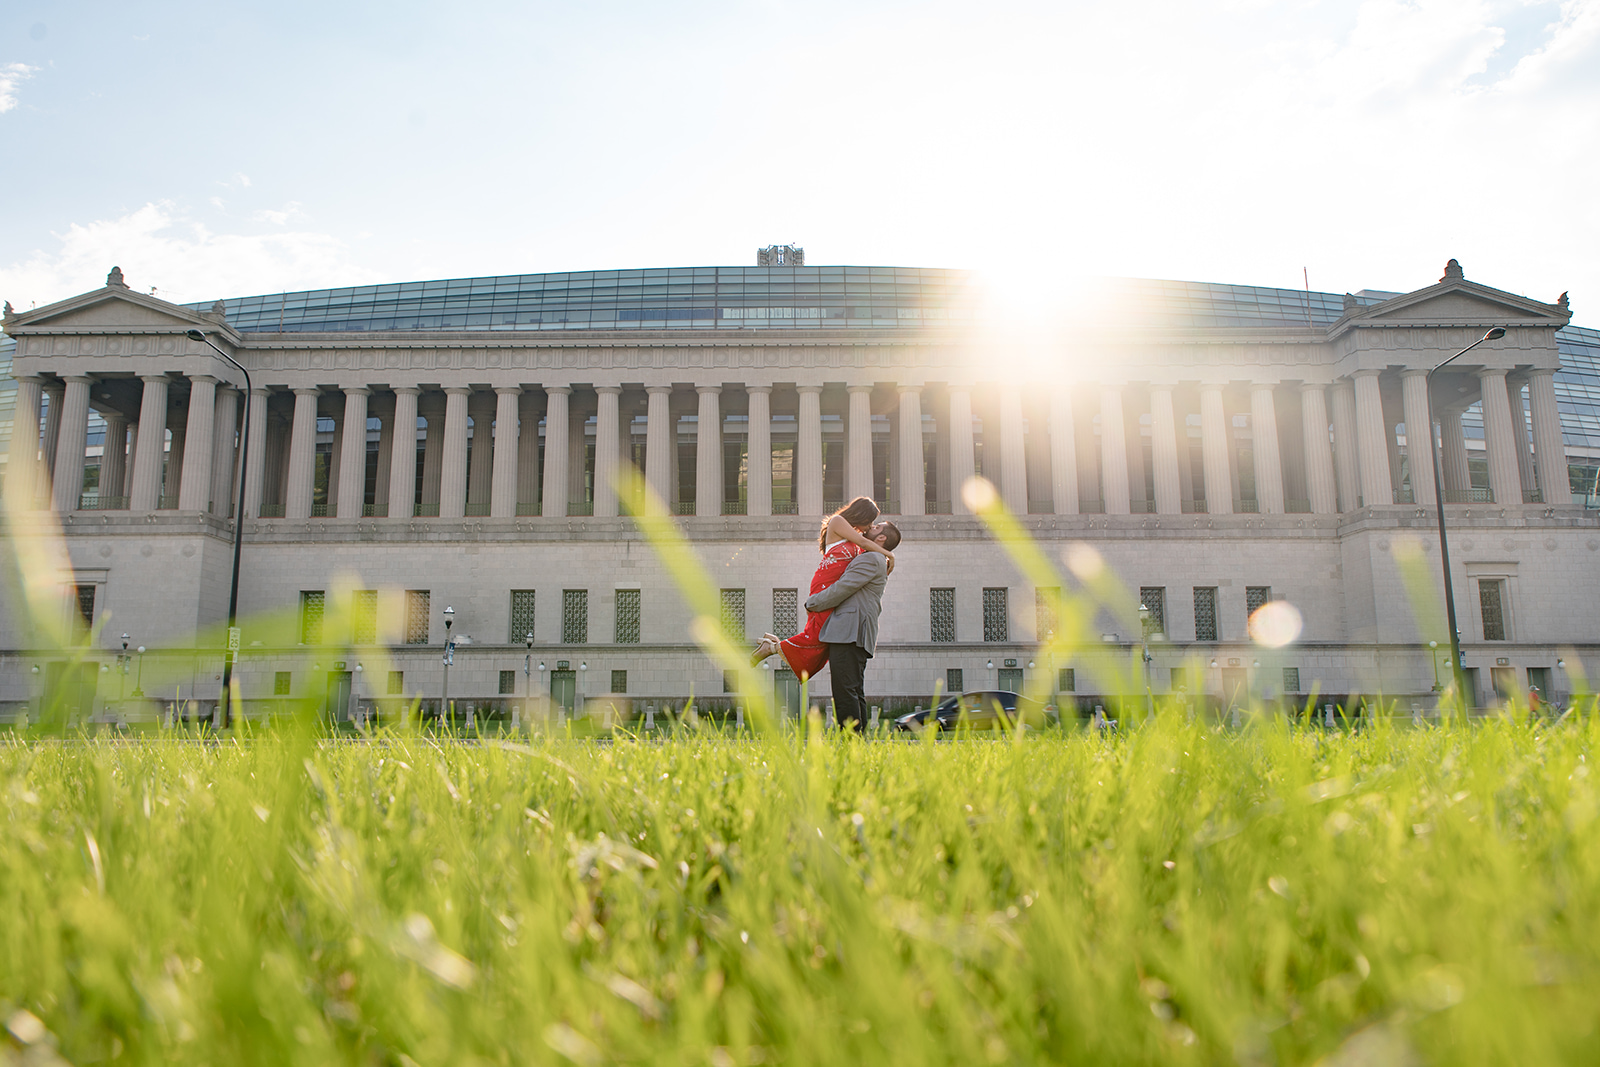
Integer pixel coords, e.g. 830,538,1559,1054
3,714,1600,1066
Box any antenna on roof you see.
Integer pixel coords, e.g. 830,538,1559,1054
1303,267,1313,328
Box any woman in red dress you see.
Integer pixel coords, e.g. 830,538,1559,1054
750,497,895,680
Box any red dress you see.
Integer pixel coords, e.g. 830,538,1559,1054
778,539,864,680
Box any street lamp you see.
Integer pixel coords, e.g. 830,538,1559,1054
441,606,455,723
579,661,588,717
132,646,147,698
184,328,253,724
118,633,131,702
1428,640,1441,692
523,633,534,720
1427,327,1506,708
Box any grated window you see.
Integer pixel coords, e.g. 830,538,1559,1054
499,669,516,695
773,588,798,638
404,590,430,644
274,671,292,695
931,588,956,642
1480,580,1507,641
1194,586,1218,642
721,589,746,642
615,589,641,643
1139,587,1166,637
611,670,627,694
510,590,536,643
563,590,588,644
1246,586,1272,619
1282,667,1301,693
946,668,964,694
1058,668,1075,692
352,590,377,644
387,670,404,695
1036,587,1059,640
983,588,1008,642
300,591,325,645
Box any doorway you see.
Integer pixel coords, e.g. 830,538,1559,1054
550,670,576,713
1491,667,1517,704
325,671,352,722
1221,668,1249,709
998,667,1024,692
774,669,800,719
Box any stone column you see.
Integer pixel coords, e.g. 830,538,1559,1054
695,386,723,516
1528,369,1567,505
796,385,824,516
370,393,394,517
100,411,129,509
896,386,925,515
997,384,1028,513
948,387,976,514
1330,381,1360,512
592,386,621,517
1440,408,1470,498
1299,385,1338,514
40,381,64,493
419,392,445,511
1199,384,1232,515
1149,386,1181,514
173,376,216,512
1249,384,1285,514
130,376,171,511
644,386,673,507
387,388,420,519
324,399,343,512
846,386,874,502
335,388,370,519
1048,386,1078,515
1477,369,1522,506
439,387,471,519
747,386,773,516
1511,379,1538,499
459,392,489,512
490,386,522,518
242,389,269,518
567,399,589,508
1399,371,1436,507
1352,370,1393,507
541,386,571,519
284,388,321,519
123,423,139,499
164,418,186,504
4,376,44,509
50,376,93,513
1098,385,1130,514
208,386,239,516
517,391,543,514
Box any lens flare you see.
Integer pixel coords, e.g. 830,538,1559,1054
1249,601,1303,649
961,476,998,512
1064,542,1105,581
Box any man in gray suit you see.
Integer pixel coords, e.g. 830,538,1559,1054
804,521,902,730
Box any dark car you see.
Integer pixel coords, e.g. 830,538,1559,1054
892,691,1046,733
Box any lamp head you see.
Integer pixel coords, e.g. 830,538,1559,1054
538,662,545,671
137,646,146,654
185,328,205,342
580,662,587,671
1484,327,1506,341
1209,659,1218,668
1430,640,1438,649
355,663,363,672
443,605,454,630
986,660,994,669
525,632,534,649
121,632,130,649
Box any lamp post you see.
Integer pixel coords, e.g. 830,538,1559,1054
523,632,534,720
441,606,455,724
1428,327,1506,709
1429,640,1442,692
184,329,252,725
132,646,147,698
119,633,130,703
578,661,588,718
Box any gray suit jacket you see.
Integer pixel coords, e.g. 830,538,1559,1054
805,551,889,656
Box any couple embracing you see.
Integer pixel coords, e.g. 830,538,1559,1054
750,497,902,730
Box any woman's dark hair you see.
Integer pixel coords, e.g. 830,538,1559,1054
819,496,880,551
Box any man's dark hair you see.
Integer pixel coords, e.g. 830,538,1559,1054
878,521,902,551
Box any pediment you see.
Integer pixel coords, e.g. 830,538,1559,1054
3,285,236,339
1340,278,1570,333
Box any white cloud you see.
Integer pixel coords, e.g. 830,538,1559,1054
0,62,38,113
251,201,304,226
0,201,385,310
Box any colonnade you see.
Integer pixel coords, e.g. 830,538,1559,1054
5,367,1572,519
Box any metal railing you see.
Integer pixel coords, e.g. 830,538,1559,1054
1234,498,1259,513
926,500,953,514
1079,498,1105,514
363,504,381,517
1286,499,1311,514
78,495,129,510
414,502,440,517
1443,488,1494,504
1128,499,1156,514
1182,499,1207,514
1027,500,1055,514
516,502,540,516
466,503,490,517
1392,488,1415,504
1523,488,1543,504
311,504,330,517
566,502,593,517
673,502,696,516
722,501,747,515
157,495,179,509
259,504,286,517
770,500,798,515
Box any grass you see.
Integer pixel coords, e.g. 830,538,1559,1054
3,711,1599,1066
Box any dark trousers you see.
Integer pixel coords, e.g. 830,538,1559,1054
826,641,871,729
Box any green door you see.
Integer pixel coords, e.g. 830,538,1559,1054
550,670,576,712
325,672,352,721
998,668,1023,692
774,669,800,719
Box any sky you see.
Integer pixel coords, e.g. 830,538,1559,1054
1,0,1597,318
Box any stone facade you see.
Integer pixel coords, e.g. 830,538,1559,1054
2,262,1592,721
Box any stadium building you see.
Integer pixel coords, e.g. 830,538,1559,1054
2,250,1597,722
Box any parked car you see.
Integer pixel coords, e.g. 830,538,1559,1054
892,691,1047,733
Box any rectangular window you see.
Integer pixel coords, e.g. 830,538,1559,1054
387,670,404,695
1194,587,1218,642
509,590,536,644
1169,666,1192,692
498,669,516,695
721,588,746,642
773,588,798,638
724,669,739,693
946,668,964,694
611,669,627,694
352,590,377,645
1246,585,1272,619
1139,587,1166,638
74,585,96,632
982,588,1009,642
300,591,325,645
1282,667,1301,693
1036,587,1059,640
931,588,956,642
615,589,641,643
563,590,588,643
404,590,430,644
1480,579,1507,641
1059,668,1076,692
274,671,292,695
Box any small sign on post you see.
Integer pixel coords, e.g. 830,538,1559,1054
227,627,241,663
